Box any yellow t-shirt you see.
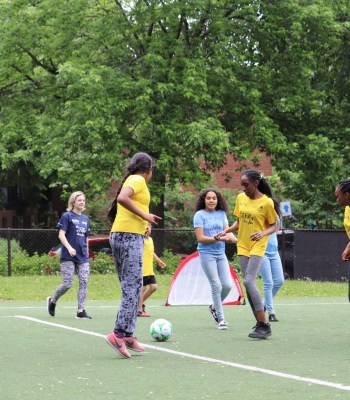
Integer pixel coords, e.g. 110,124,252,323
234,192,277,257
143,236,155,276
111,175,150,235
344,206,350,239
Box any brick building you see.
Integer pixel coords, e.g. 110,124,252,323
208,153,272,191
0,153,271,228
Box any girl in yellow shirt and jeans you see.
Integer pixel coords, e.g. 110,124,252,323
216,169,278,339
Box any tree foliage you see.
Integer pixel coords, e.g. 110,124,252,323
0,0,349,227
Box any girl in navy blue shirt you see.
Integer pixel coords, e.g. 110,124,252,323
47,191,91,319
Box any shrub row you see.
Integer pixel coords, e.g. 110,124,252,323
0,250,184,276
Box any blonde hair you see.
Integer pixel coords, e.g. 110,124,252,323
67,191,86,212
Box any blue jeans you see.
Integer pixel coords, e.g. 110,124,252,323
259,252,284,314
199,252,233,322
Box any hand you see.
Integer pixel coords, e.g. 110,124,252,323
68,247,77,257
159,261,166,269
214,230,226,240
342,244,350,261
250,231,265,241
221,232,237,244
342,250,350,261
145,214,162,225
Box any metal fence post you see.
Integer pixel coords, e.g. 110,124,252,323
7,227,12,276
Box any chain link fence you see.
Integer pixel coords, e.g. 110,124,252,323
0,228,349,281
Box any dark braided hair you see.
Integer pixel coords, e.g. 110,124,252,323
338,178,350,194
195,188,229,212
242,169,280,217
107,152,155,223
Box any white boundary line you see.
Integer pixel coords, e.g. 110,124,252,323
0,301,348,310
12,315,350,393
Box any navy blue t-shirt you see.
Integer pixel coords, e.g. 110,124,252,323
56,211,90,263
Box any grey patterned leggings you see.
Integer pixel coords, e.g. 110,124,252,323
53,261,90,310
110,232,143,337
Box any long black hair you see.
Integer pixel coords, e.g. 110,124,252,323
242,169,280,217
107,152,155,223
338,178,350,194
195,188,229,212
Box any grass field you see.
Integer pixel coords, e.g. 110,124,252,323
0,274,349,301
1,275,350,400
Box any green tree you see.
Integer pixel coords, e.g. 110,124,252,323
0,0,349,228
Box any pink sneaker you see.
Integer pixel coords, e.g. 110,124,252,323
124,336,145,352
137,310,150,317
105,332,131,359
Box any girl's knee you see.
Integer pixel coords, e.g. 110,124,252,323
243,277,254,289
150,284,158,293
62,283,73,290
222,282,233,293
275,279,284,289
211,281,222,294
263,280,273,290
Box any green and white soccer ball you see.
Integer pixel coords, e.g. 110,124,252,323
150,319,173,342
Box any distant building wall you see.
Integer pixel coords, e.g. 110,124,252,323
212,153,272,191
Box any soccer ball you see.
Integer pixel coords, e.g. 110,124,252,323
150,319,172,342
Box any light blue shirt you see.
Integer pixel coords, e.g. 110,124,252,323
265,220,280,255
193,209,228,255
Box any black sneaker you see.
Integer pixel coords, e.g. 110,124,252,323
47,296,56,317
248,322,272,339
76,310,92,319
269,313,278,322
208,304,219,325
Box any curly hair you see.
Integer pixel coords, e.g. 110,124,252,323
195,189,229,212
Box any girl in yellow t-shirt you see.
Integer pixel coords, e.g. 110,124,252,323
216,169,278,339
138,224,166,317
335,178,350,302
105,152,162,359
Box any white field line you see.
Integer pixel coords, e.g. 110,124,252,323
0,301,348,310
10,315,350,393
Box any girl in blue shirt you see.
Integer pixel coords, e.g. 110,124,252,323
193,189,237,330
259,219,284,322
47,191,91,319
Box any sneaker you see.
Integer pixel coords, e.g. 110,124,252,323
248,322,272,339
76,310,92,319
269,313,278,322
47,296,56,317
142,304,146,312
208,304,219,325
137,310,150,317
217,320,228,330
124,336,145,352
105,332,131,359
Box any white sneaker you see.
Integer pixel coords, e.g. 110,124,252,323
217,320,228,330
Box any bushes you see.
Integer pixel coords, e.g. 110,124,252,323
0,246,182,276
89,253,115,274
0,253,61,276
0,238,62,276
157,250,182,275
